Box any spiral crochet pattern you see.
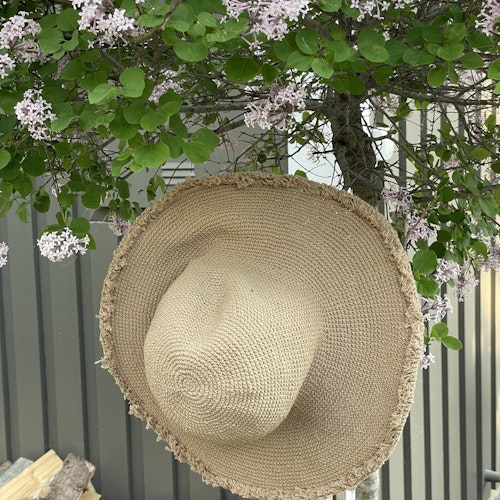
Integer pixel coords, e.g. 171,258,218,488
99,173,423,500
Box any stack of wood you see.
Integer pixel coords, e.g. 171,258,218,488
0,449,101,499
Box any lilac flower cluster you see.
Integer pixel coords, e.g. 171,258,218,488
455,263,479,302
71,0,137,45
108,214,131,236
481,241,500,271
244,83,306,131
0,242,8,268
433,258,460,284
14,87,56,141
421,294,453,322
222,0,309,42
350,0,411,22
420,349,436,370
0,11,44,78
382,186,435,242
149,69,183,104
476,0,499,36
37,228,90,262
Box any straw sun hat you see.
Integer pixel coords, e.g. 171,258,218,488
99,173,423,499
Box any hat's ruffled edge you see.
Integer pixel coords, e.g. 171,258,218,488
99,173,424,500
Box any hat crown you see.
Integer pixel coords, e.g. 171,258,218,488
144,253,324,445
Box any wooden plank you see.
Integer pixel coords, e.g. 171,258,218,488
0,457,33,486
0,449,63,499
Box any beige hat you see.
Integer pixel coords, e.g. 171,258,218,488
99,173,423,500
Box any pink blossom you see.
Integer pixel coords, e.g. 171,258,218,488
421,294,453,322
351,0,410,21
420,349,436,369
14,87,56,141
407,214,436,242
108,214,131,236
381,186,412,213
0,242,8,268
476,0,500,36
222,0,309,42
149,69,183,103
244,83,306,131
455,264,479,302
481,242,500,271
37,228,90,262
433,258,460,284
71,0,138,45
0,53,15,78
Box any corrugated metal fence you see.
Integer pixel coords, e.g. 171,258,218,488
0,180,498,499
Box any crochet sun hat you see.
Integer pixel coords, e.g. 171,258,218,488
99,173,423,500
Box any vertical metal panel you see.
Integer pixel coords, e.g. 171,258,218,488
1,212,46,459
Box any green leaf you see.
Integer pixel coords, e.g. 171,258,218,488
38,28,64,54
295,28,319,55
403,48,435,67
439,186,455,203
311,58,333,79
431,322,448,340
191,128,219,150
373,66,393,85
183,141,211,163
161,134,184,158
138,13,164,27
60,59,86,80
437,43,464,61
0,149,11,170
472,240,488,259
88,83,120,105
110,112,139,140
57,188,76,208
169,3,196,31
198,12,217,27
51,102,75,132
478,196,498,217
16,202,29,224
319,0,342,11
22,153,45,177
358,28,388,63
119,67,146,98
173,39,208,62
133,143,170,167
416,277,440,298
324,40,356,63
385,39,407,65
82,184,105,209
488,59,500,80
459,52,484,70
70,217,90,236
413,249,438,274
224,56,259,82
286,51,313,71
57,8,79,31
262,64,278,83
427,66,447,87
441,335,463,350
34,188,50,213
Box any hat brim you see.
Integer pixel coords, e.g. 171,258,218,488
100,173,423,499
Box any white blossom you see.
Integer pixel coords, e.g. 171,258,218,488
0,242,8,268
14,87,56,141
37,228,90,262
420,349,436,369
421,294,453,322
407,214,436,242
244,83,306,131
108,214,131,236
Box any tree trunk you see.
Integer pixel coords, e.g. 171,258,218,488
326,91,383,499
355,470,380,500
325,91,383,207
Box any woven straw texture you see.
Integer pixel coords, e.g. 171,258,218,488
99,173,423,500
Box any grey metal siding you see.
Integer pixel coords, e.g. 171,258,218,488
0,200,498,499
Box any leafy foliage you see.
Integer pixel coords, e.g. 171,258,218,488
0,0,498,353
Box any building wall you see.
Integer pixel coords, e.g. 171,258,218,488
0,180,498,499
